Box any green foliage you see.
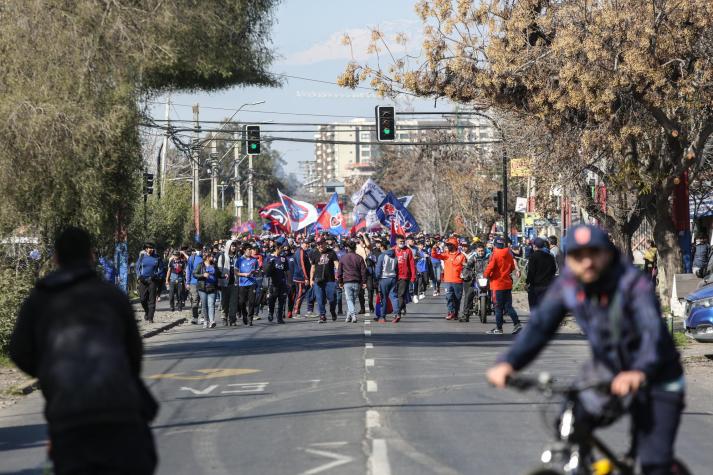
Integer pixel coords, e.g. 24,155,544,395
672,331,690,349
0,268,35,356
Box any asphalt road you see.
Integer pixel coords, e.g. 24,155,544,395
1,293,712,474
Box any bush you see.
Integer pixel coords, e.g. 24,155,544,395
0,268,35,356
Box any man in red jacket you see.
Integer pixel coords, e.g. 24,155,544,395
484,236,522,335
431,237,467,320
393,234,416,322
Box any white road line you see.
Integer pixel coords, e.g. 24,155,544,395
366,380,378,392
370,439,392,475
310,441,349,448
364,330,372,337
365,359,375,367
365,343,374,349
366,410,381,429
364,320,371,325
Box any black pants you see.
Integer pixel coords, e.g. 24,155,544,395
138,279,158,322
461,282,476,319
358,286,366,314
221,285,239,323
527,286,548,312
268,284,288,321
574,387,684,474
366,276,376,312
292,281,309,314
396,279,410,315
168,280,184,311
238,285,256,324
50,422,156,475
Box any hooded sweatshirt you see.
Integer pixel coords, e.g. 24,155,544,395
484,247,517,291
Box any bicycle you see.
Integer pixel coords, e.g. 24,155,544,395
505,373,691,475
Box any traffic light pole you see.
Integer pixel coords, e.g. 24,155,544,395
248,154,254,221
192,103,201,243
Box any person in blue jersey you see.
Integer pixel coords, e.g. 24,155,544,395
136,242,162,323
193,252,221,328
237,244,260,326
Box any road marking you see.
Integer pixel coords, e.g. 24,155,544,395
221,382,269,394
364,330,372,337
366,410,381,429
180,385,218,395
301,448,353,475
148,368,260,381
369,439,392,475
310,441,348,448
367,380,378,392
365,320,371,325
365,359,375,367
365,343,374,349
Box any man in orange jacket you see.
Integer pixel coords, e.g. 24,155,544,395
484,236,522,335
431,237,467,320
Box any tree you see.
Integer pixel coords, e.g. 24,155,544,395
338,0,713,298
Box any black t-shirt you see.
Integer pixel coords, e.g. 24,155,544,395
310,249,338,283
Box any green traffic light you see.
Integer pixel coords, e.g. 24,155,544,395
383,128,391,135
251,143,257,149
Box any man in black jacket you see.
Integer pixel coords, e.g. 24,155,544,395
525,237,557,311
10,227,158,475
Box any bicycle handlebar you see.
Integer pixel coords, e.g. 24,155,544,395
505,373,611,395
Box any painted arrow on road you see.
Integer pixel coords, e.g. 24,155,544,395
301,445,354,475
147,368,260,381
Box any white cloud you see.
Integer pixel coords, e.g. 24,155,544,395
283,20,421,65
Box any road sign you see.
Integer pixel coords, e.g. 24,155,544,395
510,158,531,177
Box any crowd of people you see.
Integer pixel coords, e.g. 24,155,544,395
127,230,568,335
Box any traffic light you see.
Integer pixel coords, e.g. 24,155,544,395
375,106,396,141
492,191,504,215
246,125,261,155
144,173,154,195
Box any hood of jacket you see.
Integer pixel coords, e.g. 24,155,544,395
36,264,97,292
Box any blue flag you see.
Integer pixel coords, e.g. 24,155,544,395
376,192,420,234
315,192,347,235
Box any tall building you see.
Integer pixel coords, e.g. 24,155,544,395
309,116,497,193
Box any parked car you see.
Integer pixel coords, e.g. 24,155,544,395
684,282,713,342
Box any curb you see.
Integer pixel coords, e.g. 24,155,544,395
10,317,187,398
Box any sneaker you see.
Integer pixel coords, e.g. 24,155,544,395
254,315,262,321
352,317,358,323
512,323,523,335
364,312,371,317
419,293,425,300
319,315,327,323
344,315,352,323
391,315,401,323
268,315,274,322
287,311,293,319
378,318,387,323
203,322,208,328
191,318,198,325
446,312,455,320
277,319,285,324
210,322,216,329
331,313,338,322
433,291,438,297
412,295,419,304
487,328,504,335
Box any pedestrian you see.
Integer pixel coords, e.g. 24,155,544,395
431,237,467,321
392,234,417,322
375,240,399,323
165,250,186,312
333,237,346,316
217,240,240,326
548,235,564,275
364,236,380,316
462,243,490,320
264,241,289,324
291,238,312,318
338,239,368,323
525,237,557,311
692,234,709,277
484,236,523,335
237,244,259,326
310,238,340,323
136,242,162,323
430,238,443,296
355,233,372,315
642,239,658,283
10,227,158,475
186,247,203,325
193,252,221,328
415,240,429,300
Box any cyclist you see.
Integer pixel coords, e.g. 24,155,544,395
487,224,684,475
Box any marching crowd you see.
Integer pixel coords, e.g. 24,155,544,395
129,231,567,334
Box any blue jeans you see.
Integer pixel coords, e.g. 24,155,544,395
198,290,217,324
378,277,399,317
343,282,360,317
444,282,463,316
314,281,337,317
493,289,520,329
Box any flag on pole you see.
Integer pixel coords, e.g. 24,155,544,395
376,192,420,234
278,190,318,232
351,179,387,221
258,202,290,233
315,192,347,235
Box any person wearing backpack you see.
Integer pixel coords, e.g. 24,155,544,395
165,250,187,312
10,227,158,474
193,252,221,328
217,240,240,326
136,242,162,323
185,248,203,325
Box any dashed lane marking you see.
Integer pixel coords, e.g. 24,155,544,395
365,359,375,367
365,330,372,337
365,343,374,349
367,380,378,392
370,439,392,475
366,410,381,429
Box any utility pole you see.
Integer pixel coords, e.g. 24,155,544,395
248,153,254,221
210,132,218,209
192,103,201,243
502,146,509,240
160,96,170,199
234,130,243,224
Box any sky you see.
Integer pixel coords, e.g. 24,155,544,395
147,0,454,179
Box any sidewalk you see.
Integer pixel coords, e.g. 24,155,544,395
0,295,187,410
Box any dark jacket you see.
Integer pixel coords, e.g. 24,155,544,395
692,243,710,269
338,251,368,285
9,265,156,432
500,257,683,385
526,250,557,288
193,262,222,293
